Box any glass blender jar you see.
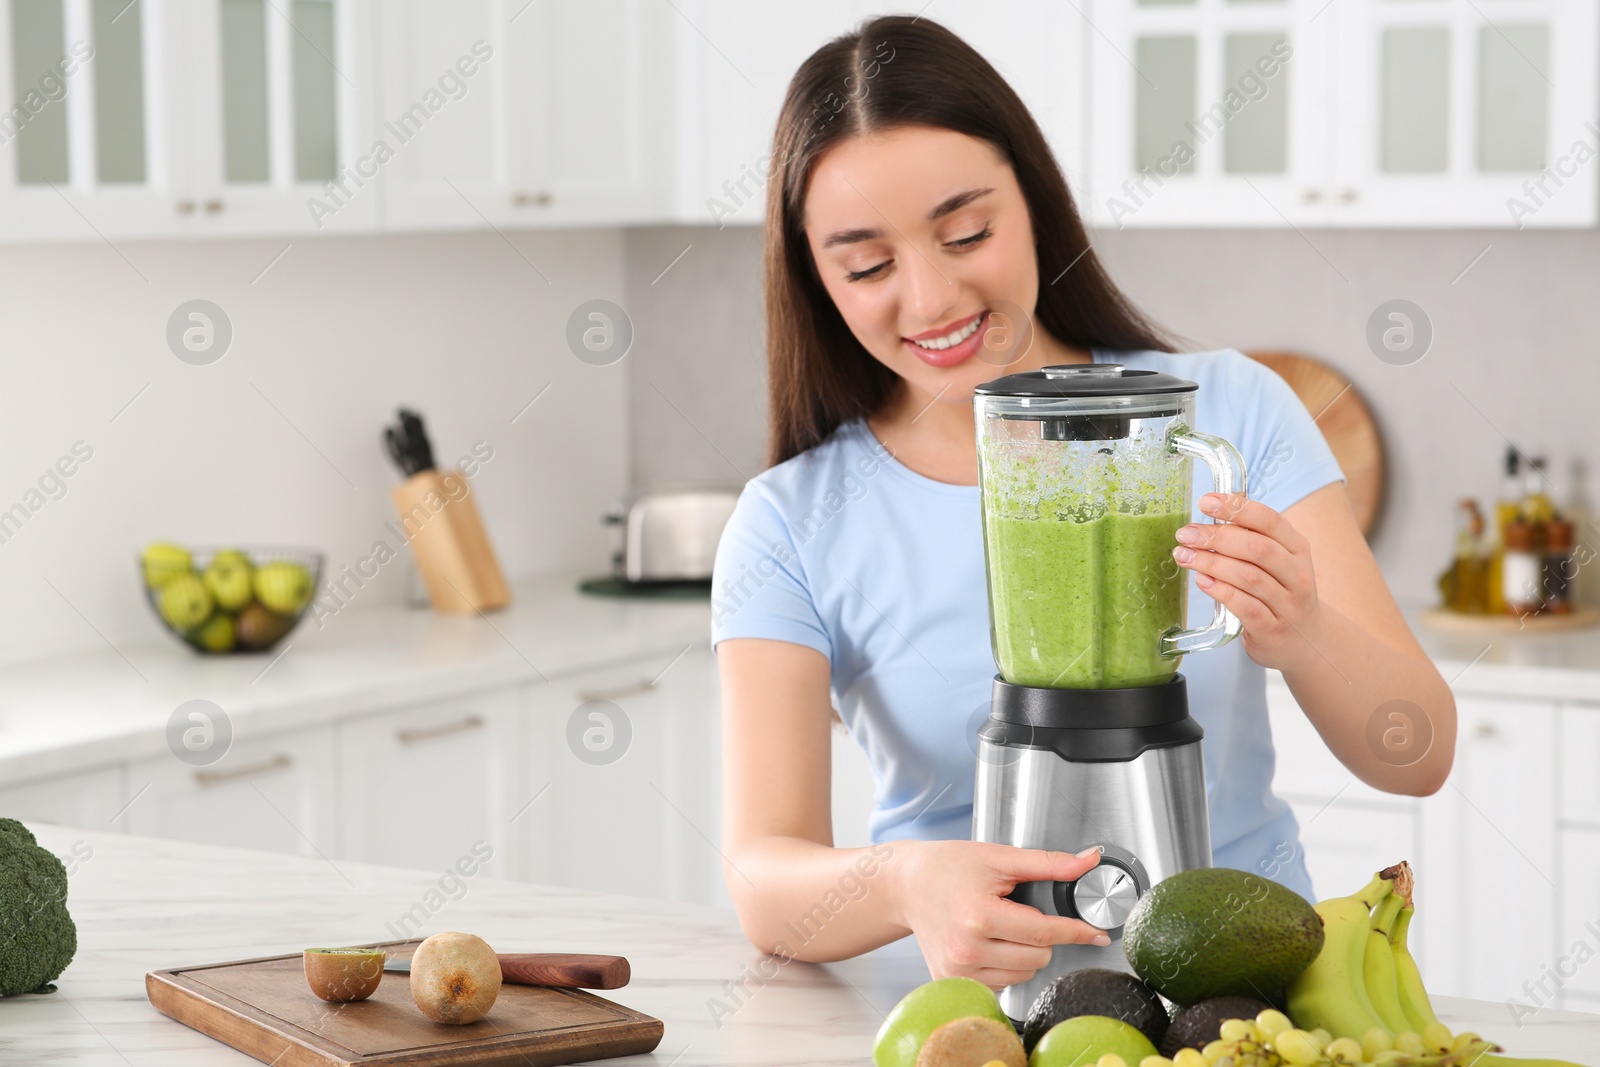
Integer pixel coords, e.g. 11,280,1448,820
969,362,1246,1020
974,362,1246,688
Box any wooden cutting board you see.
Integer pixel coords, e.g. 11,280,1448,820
146,939,663,1067
1245,350,1386,538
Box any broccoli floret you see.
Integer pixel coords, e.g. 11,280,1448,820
0,818,77,995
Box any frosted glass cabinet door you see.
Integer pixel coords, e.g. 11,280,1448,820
0,0,190,242
1332,0,1597,226
1085,0,1328,227
182,0,379,235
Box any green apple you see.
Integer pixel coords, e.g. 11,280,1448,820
203,549,255,612
1028,1016,1157,1067
236,602,296,650
193,612,236,653
873,977,1013,1067
254,561,313,615
157,574,213,631
142,542,194,588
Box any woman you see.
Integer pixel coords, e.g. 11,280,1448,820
710,16,1455,991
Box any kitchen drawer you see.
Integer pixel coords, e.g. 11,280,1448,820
337,686,518,879
1560,703,1600,827
0,765,126,831
123,725,338,859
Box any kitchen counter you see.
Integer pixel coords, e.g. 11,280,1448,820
1400,604,1600,703
7,823,1598,1066
0,572,710,787
3,574,1599,792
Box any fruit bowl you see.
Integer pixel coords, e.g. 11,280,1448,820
140,544,323,654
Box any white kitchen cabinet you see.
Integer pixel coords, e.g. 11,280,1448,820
1085,0,1598,228
177,0,380,236
514,643,721,905
122,722,339,859
0,0,188,241
377,0,674,232
336,685,518,878
0,763,124,830
1285,797,1417,907
672,0,1087,228
0,0,377,242
1273,681,1560,1002
1558,827,1600,1002
1561,702,1600,828
1416,697,1558,1001
1085,0,1326,228
1555,704,1600,1005
1329,0,1597,227
1267,675,1428,945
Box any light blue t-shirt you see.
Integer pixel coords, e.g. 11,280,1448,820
709,347,1347,902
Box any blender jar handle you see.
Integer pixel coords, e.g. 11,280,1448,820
1160,427,1249,658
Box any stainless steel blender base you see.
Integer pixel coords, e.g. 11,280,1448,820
972,738,1211,1022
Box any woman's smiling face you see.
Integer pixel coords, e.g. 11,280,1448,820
802,124,1053,403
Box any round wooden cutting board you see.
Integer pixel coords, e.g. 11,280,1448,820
1245,350,1386,538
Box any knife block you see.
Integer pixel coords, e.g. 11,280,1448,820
391,468,510,614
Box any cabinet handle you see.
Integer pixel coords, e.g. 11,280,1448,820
578,679,656,703
1300,188,1322,203
203,199,224,214
175,199,196,214
1336,187,1359,203
397,714,486,745
513,191,553,207
1475,721,1498,739
193,753,293,786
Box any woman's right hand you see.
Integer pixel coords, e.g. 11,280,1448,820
889,839,1112,990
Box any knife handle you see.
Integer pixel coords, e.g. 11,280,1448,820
498,953,630,990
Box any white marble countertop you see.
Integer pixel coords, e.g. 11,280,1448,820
6,824,1597,1066
0,573,710,787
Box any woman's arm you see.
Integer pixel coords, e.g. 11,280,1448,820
717,636,1108,985
1173,483,1456,796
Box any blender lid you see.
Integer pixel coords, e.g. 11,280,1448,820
973,362,1198,398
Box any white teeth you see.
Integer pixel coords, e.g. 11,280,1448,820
911,313,983,350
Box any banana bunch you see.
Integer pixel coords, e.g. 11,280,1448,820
1286,862,1584,1067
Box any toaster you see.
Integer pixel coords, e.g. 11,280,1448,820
606,488,740,583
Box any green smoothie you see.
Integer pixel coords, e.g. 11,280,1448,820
984,509,1188,688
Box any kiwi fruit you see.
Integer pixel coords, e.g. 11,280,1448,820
914,1016,1026,1067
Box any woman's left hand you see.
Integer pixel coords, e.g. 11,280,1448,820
1171,491,1325,671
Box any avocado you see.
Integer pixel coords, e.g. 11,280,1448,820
1021,968,1168,1053
1159,996,1273,1056
1122,868,1324,1007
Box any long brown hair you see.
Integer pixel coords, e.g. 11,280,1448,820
764,15,1177,467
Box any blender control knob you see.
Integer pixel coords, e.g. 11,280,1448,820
1071,864,1141,930
1051,845,1150,939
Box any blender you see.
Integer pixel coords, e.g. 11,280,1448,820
969,363,1246,1022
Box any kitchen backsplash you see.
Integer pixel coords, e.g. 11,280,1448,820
623,224,1600,611
0,230,629,664
4,222,1593,663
